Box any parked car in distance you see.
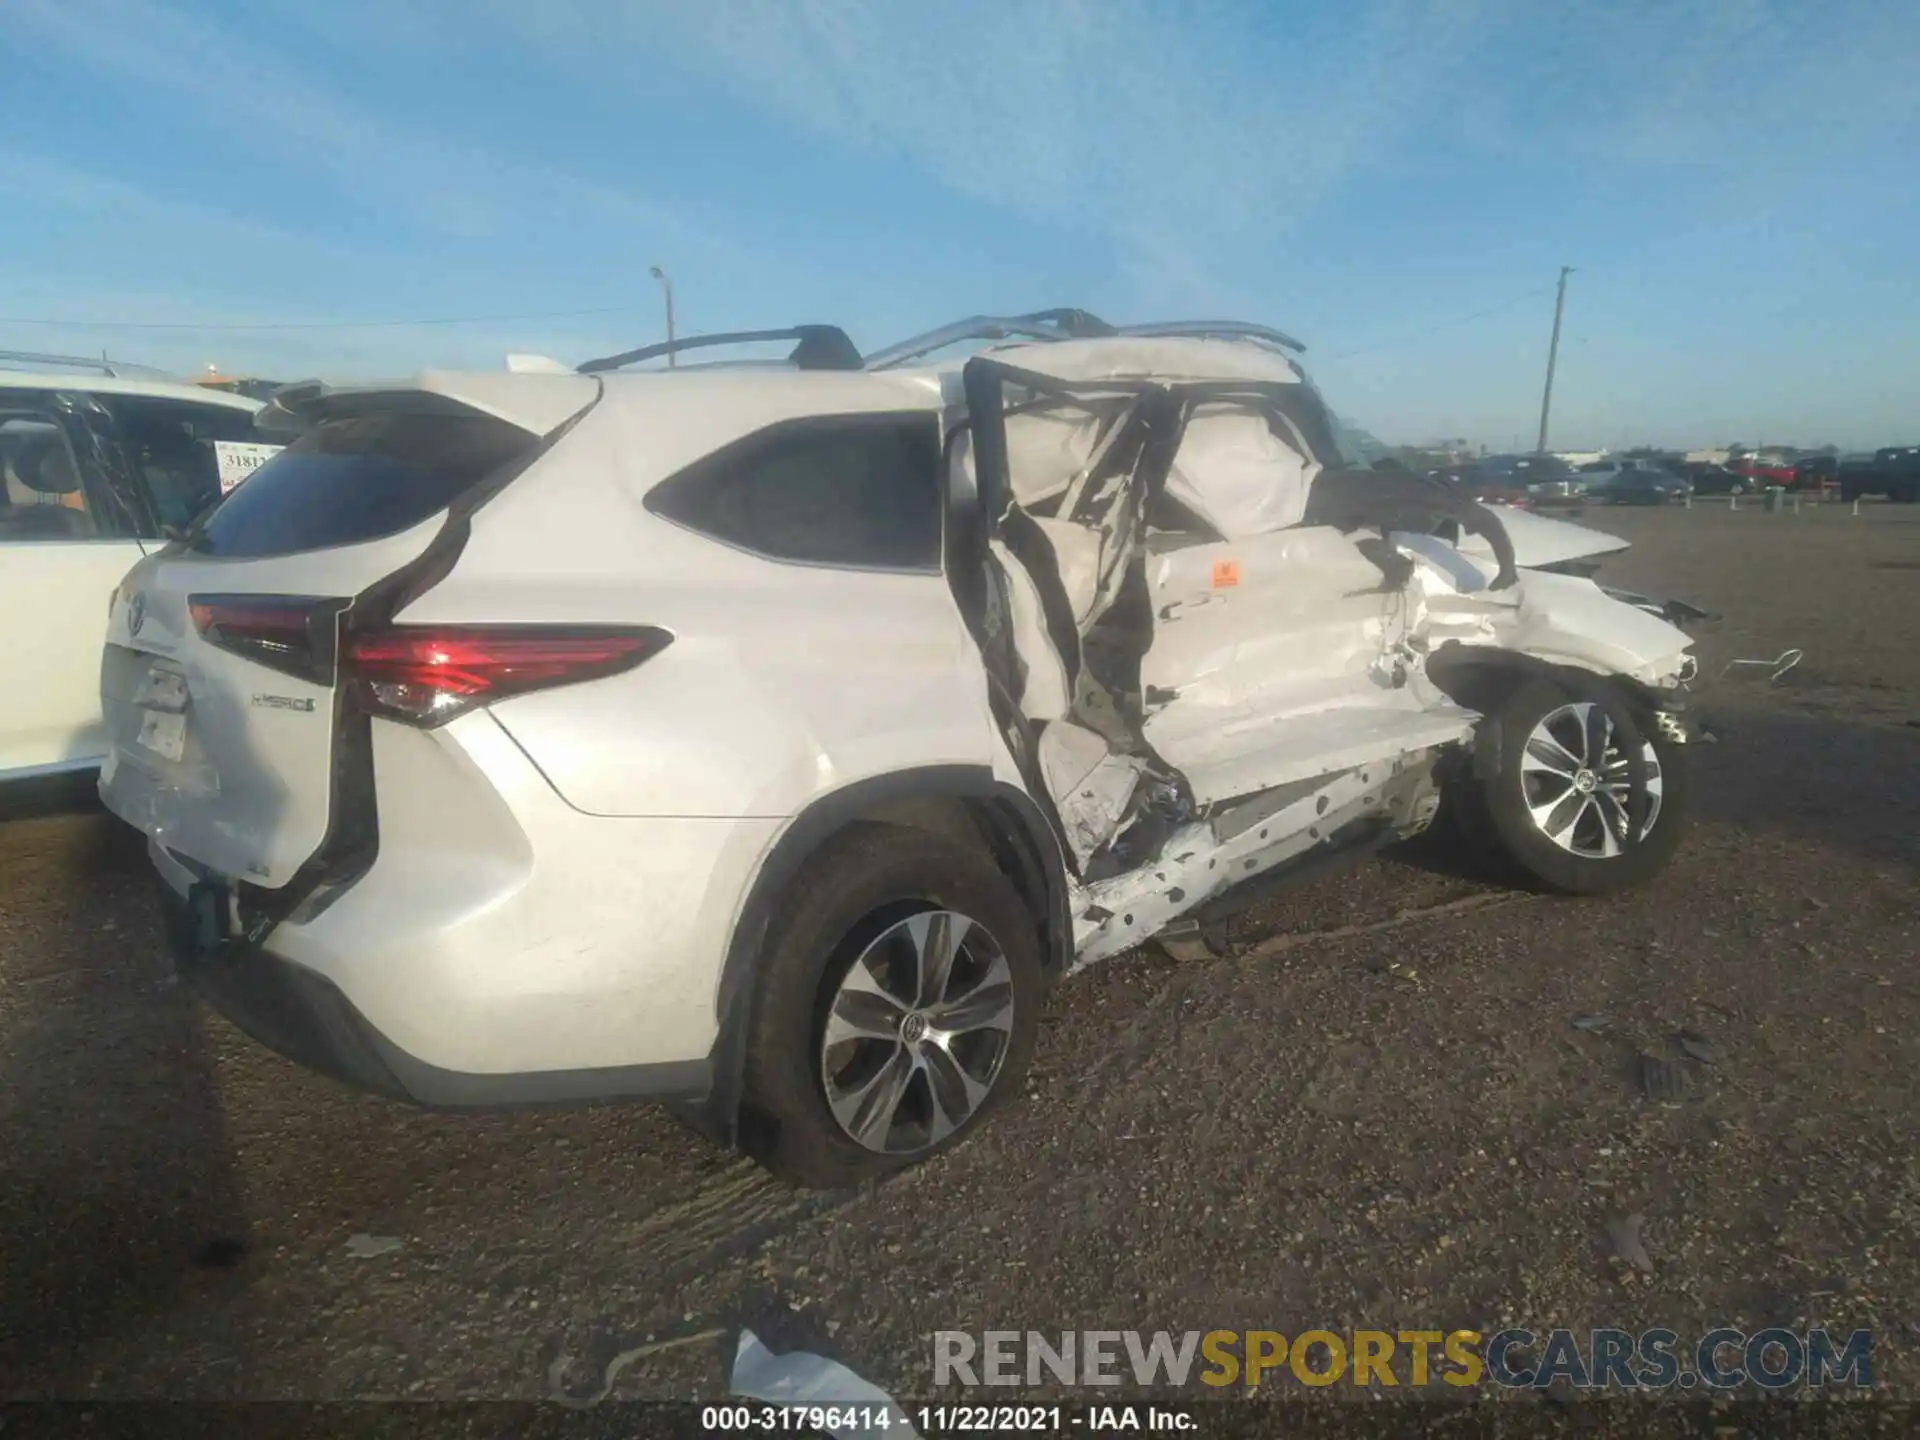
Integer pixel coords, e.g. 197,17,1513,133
1433,462,1532,509
1840,446,1920,503
1684,462,1751,496
97,315,1701,1187
1462,453,1585,501
1578,458,1692,505
1733,454,1797,487
1598,470,1692,506
1790,455,1839,492
0,357,279,785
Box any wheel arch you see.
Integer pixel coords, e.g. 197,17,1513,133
1424,643,1682,779
698,764,1070,1144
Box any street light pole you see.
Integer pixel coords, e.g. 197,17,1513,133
649,265,676,368
1535,265,1572,454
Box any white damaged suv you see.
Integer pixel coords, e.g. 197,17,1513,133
99,313,1699,1186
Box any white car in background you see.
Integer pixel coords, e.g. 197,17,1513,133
97,314,1700,1187
0,354,278,784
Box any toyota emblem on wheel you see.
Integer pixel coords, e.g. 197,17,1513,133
126,592,147,637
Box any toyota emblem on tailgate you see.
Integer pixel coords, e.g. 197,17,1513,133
127,592,147,637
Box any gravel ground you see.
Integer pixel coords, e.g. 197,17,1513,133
2,500,1916,1413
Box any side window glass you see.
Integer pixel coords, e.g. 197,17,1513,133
0,404,98,542
647,416,942,570
107,397,280,534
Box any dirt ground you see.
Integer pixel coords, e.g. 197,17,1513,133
2,500,1916,1415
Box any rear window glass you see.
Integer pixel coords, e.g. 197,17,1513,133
193,411,537,557
646,415,942,571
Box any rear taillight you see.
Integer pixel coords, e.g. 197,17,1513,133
342,625,671,727
189,595,342,684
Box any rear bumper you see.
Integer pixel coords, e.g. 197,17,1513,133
134,710,781,1103
158,877,711,1109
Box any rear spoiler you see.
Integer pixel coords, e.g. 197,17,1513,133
253,372,602,438
577,326,862,374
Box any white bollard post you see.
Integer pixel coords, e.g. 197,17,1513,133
1852,498,1861,517
1730,494,1738,511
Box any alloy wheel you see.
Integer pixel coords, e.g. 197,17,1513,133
1520,702,1664,859
818,909,1015,1155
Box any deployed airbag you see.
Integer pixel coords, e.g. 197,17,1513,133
1001,408,1106,508
1165,406,1320,538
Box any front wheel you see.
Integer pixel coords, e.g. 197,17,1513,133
1474,681,1690,896
737,824,1046,1188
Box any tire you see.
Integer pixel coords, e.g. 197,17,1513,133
1474,680,1690,896
737,823,1046,1188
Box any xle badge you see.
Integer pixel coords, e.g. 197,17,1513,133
251,694,316,712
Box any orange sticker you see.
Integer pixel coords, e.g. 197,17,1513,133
1211,559,1241,589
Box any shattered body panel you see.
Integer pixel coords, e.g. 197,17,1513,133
929,336,1697,963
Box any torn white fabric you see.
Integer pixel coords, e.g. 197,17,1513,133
1028,516,1104,627
1000,406,1106,507
731,1329,918,1440
990,538,1072,721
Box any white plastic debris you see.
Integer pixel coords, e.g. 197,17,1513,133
730,1328,918,1439
548,1328,727,1407
1721,648,1803,682
342,1233,403,1259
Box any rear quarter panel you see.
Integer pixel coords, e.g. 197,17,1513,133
397,374,999,820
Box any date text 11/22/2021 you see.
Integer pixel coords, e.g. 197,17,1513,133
699,1403,1197,1432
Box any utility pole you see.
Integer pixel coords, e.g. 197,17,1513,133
649,265,676,367
1535,265,1573,454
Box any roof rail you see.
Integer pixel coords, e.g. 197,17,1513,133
578,325,862,375
862,309,1117,370
1111,320,1306,354
0,348,176,378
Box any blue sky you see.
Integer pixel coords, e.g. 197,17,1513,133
3,0,1916,450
